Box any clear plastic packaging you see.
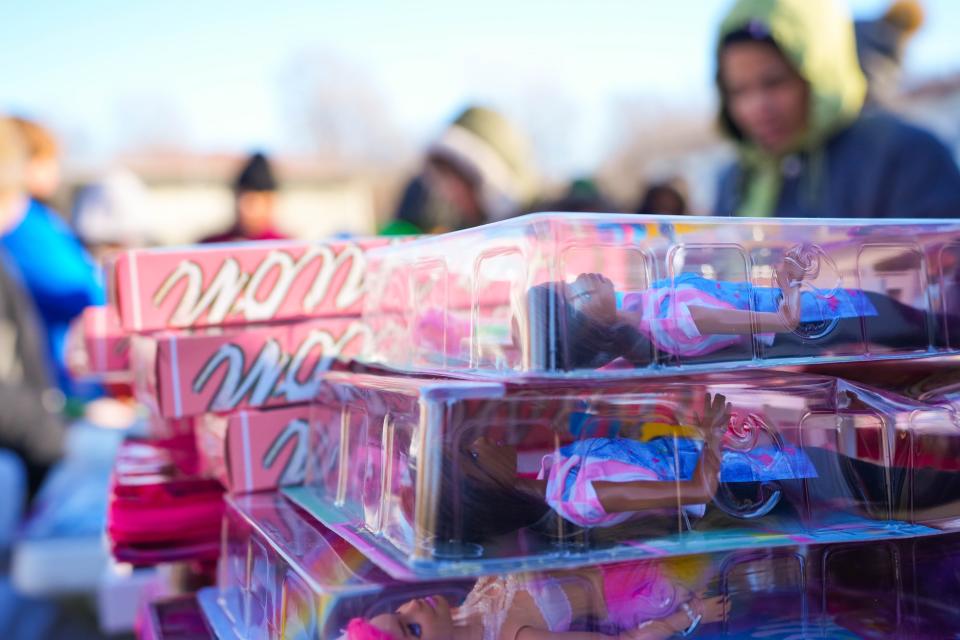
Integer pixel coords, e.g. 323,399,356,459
289,369,960,579
207,493,960,639
361,213,960,377
215,493,470,640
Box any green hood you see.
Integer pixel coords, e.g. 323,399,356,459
717,0,867,216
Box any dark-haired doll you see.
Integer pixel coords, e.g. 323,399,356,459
528,249,944,371
432,394,817,548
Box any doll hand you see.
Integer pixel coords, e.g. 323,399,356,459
694,394,730,492
774,266,802,331
695,393,730,454
693,594,728,625
782,246,816,284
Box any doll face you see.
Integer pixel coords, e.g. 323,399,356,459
369,595,454,639
568,273,618,325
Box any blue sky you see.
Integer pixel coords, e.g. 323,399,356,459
1,0,958,175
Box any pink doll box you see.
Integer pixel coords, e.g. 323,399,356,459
144,415,200,439
110,238,393,333
286,368,956,579
82,305,131,375
198,404,328,494
131,318,370,419
362,213,960,378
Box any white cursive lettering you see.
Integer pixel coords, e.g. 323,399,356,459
193,340,289,412
192,324,370,413
153,258,248,327
151,246,368,328
262,418,310,486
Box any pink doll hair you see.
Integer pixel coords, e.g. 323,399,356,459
343,618,398,640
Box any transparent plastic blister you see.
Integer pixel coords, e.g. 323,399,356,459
208,493,960,639
215,493,471,640
288,369,960,579
361,213,960,377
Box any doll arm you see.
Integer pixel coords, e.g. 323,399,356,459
515,609,697,640
593,475,716,512
686,260,804,336
594,394,728,513
687,305,798,335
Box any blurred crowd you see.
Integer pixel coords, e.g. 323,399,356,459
1,0,960,554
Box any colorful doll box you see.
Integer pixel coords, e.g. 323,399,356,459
288,368,955,579
109,238,393,333
204,493,960,639
81,305,130,376
131,318,370,419
362,213,960,377
197,405,329,494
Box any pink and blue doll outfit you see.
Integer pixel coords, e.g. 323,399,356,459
415,273,881,364
618,273,878,357
521,562,683,633
537,436,817,528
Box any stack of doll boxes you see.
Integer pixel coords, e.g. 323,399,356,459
260,213,960,637
186,493,960,640
102,238,390,569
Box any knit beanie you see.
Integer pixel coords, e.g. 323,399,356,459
428,106,538,222
234,152,278,193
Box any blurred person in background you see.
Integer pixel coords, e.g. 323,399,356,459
382,173,447,235
855,0,925,108
712,0,960,218
10,116,61,207
636,178,690,215
532,177,618,213
382,105,539,234
0,116,104,399
0,119,66,539
73,167,153,261
202,151,286,243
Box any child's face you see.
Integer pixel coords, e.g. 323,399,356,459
719,40,809,155
568,273,618,325
369,595,454,639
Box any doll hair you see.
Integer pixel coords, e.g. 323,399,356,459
343,618,397,640
526,282,654,371
432,440,681,553
433,445,551,547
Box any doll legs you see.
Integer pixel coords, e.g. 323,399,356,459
795,446,960,521
758,291,959,358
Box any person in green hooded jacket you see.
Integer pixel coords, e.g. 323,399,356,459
713,0,960,218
